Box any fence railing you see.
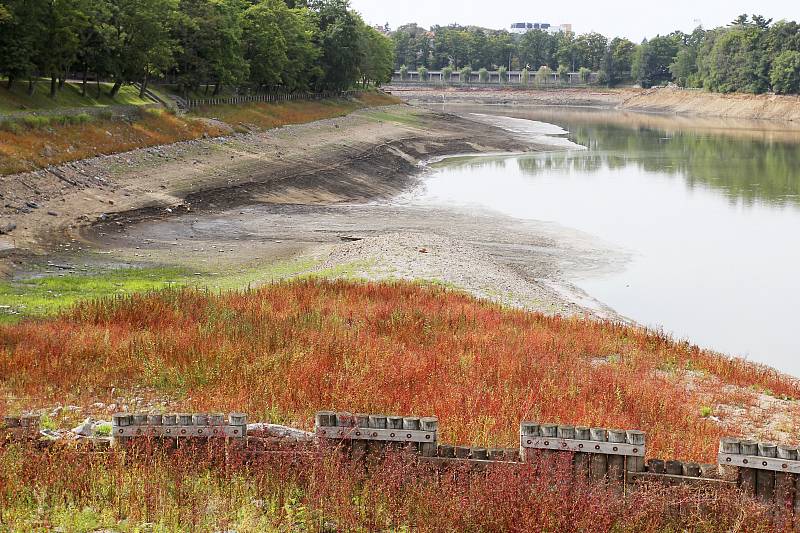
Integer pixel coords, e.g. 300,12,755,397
186,90,364,109
4,410,800,508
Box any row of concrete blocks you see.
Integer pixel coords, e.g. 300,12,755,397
520,423,646,456
112,413,247,427
719,438,800,474
315,412,438,432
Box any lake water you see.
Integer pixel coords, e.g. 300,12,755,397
412,106,800,376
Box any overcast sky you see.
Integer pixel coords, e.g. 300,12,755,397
349,0,799,42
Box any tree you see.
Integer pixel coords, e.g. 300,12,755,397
478,67,488,82
606,37,635,85
697,23,769,93
399,64,408,80
105,0,178,97
459,65,471,83
243,0,289,90
535,65,552,85
441,65,453,84
308,0,364,90
38,0,88,98
633,35,680,87
770,50,800,94
358,20,393,86
416,65,427,81
0,0,47,92
520,67,529,85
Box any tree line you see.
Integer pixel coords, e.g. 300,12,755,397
0,0,394,99
392,15,800,94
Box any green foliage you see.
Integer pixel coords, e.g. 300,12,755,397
497,65,507,82
557,64,569,82
441,65,454,83
358,20,394,87
459,65,472,83
399,64,408,80
520,67,529,85
417,65,428,81
534,65,552,84
770,50,800,94
478,67,488,82
699,406,713,418
578,67,591,83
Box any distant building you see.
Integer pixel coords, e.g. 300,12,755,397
510,22,572,35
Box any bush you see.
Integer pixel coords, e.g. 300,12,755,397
770,50,800,95
21,115,52,129
535,66,553,85
579,67,592,83
0,120,21,134
459,66,472,83
399,65,408,81
416,66,428,82
478,68,489,83
521,68,530,85
441,66,454,84
558,65,569,83
498,66,508,83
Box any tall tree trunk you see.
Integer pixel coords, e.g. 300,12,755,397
50,75,57,98
6,76,13,90
81,68,88,97
109,79,122,98
96,78,102,98
139,73,148,99
28,78,35,96
59,71,67,90
204,83,209,95
212,83,220,96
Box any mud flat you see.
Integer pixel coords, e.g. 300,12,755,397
388,86,800,121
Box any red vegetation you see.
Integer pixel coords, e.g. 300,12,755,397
2,281,798,464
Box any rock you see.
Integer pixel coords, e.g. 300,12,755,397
47,211,59,217
246,423,314,442
25,201,39,209
0,223,16,235
72,417,95,437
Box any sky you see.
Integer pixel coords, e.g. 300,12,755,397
349,0,799,41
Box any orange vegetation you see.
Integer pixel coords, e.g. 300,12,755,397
1,280,797,464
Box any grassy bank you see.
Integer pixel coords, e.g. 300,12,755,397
0,80,151,113
1,280,797,460
0,280,795,530
0,92,400,175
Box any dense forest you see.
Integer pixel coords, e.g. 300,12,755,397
392,15,800,94
0,0,394,98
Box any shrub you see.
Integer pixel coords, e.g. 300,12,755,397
521,68,530,85
416,66,428,82
441,66,454,84
558,65,569,83
535,66,553,85
498,66,508,83
478,68,489,83
579,67,592,83
459,66,472,83
21,115,52,129
399,65,408,81
770,50,800,95
0,120,21,134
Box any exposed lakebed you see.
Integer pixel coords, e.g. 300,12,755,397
414,106,800,375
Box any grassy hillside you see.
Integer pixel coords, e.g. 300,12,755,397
0,80,151,113
0,280,792,531
0,92,399,175
2,280,796,460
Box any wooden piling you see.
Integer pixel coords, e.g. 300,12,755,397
682,462,701,477
351,414,369,460
606,429,627,484
519,422,540,463
665,460,684,476
625,430,646,484
540,423,558,462
455,446,471,459
589,428,608,482
471,448,488,461
647,459,665,474
367,415,387,457
718,438,740,481
420,417,439,457
739,440,758,495
403,417,421,454
775,446,796,509
438,445,455,458
112,413,131,447
756,442,777,502
574,426,591,482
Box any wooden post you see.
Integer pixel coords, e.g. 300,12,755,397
666,460,684,477
736,440,758,495
625,430,646,486
682,462,701,477
756,442,777,502
420,417,438,457
574,426,591,482
455,446,471,459
228,413,247,450
540,423,558,463
589,428,608,483
520,422,540,463
607,429,627,485
351,414,369,461
472,448,488,461
718,438,740,481
367,414,387,457
112,413,131,448
438,445,455,458
776,446,796,510
403,417,421,454
647,459,665,474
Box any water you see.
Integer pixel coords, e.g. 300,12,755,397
412,106,800,376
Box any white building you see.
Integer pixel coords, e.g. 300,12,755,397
510,22,572,35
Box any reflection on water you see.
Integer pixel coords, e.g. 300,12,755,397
416,107,800,375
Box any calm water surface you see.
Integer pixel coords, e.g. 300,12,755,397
413,106,800,375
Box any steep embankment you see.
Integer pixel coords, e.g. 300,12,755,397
387,86,800,121
0,103,535,262
618,87,800,121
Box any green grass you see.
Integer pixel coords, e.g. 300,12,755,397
0,259,319,323
0,80,152,113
